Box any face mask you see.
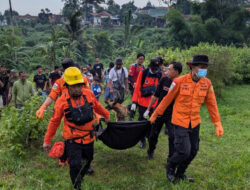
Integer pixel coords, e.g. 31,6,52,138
196,69,207,78
149,68,158,74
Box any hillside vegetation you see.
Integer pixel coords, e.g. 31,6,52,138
0,85,249,190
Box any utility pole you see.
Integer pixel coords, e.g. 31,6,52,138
8,0,17,64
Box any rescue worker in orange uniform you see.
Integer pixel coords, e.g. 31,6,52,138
131,58,162,149
150,55,224,182
43,67,110,190
36,58,89,119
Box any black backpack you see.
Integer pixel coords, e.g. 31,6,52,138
140,68,161,97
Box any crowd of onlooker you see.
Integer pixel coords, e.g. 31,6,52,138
0,57,110,111
0,55,168,112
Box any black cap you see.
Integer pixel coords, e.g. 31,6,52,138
115,58,123,65
187,55,212,66
149,58,159,68
61,58,75,70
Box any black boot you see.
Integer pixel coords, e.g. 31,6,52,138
175,173,194,182
175,167,194,182
86,167,94,175
73,180,82,190
166,162,176,182
139,138,146,149
147,149,154,160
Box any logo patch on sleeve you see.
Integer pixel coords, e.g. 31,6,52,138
210,85,214,91
53,83,58,90
169,82,176,91
163,86,169,91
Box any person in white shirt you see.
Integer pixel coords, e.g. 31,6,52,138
108,58,129,103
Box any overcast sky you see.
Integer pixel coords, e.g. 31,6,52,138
0,0,166,15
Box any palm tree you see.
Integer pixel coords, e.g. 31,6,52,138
81,0,105,21
124,9,144,48
64,10,94,62
65,11,83,41
8,0,17,63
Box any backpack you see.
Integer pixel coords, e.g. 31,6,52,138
140,68,161,86
140,69,162,97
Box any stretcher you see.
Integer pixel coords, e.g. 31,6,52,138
96,120,151,150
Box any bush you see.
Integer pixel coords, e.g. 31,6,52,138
0,95,53,156
232,47,250,83
124,43,247,97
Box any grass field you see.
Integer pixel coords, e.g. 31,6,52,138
0,85,249,190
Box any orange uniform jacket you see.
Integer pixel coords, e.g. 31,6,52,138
44,89,110,145
49,76,89,100
132,70,159,108
154,73,221,128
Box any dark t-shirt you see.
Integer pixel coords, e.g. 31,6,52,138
0,73,9,95
89,69,96,77
154,76,174,117
49,72,61,85
93,63,103,78
34,74,47,90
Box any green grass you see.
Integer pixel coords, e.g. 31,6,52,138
0,85,250,190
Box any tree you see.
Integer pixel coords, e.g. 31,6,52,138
65,11,83,41
93,32,113,58
64,11,94,63
80,0,105,21
4,9,19,25
204,17,222,43
124,9,144,48
165,8,192,47
0,12,4,23
0,28,29,69
102,17,112,29
161,0,177,7
38,8,52,24
106,0,120,15
189,15,208,44
62,0,81,18
120,1,137,23
174,0,191,14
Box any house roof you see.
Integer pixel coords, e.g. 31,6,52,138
15,14,38,19
148,8,168,17
90,11,112,17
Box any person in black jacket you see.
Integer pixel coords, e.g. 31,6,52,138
144,62,182,160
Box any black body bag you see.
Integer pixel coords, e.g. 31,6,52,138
97,120,151,150
64,95,94,126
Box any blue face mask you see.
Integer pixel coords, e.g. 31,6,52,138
196,69,207,78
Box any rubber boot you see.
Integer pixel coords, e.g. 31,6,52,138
175,167,194,182
139,138,146,149
147,149,154,160
86,167,94,175
166,162,176,182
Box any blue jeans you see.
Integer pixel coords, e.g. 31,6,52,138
104,87,114,101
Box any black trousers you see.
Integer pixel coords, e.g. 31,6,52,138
168,124,200,175
66,141,94,189
129,83,134,95
148,115,175,160
138,105,153,144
